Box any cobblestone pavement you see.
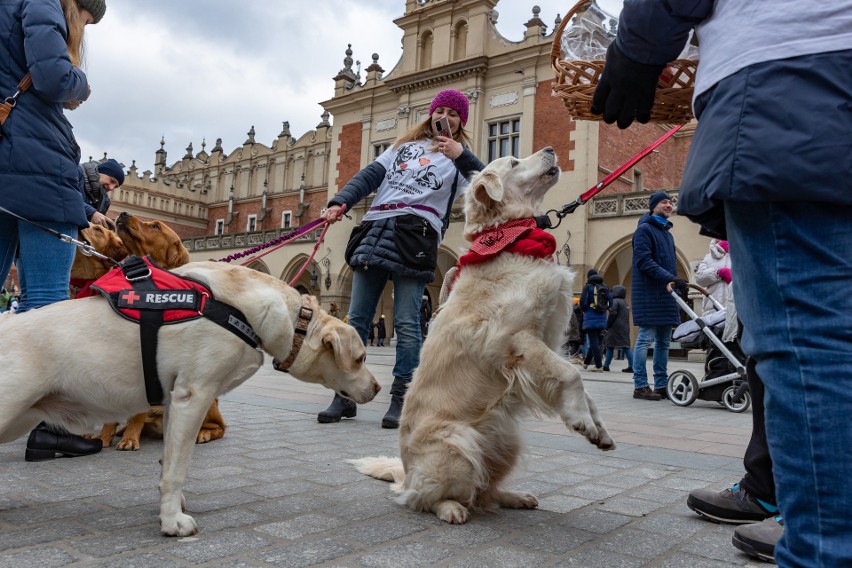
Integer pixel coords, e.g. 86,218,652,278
0,347,763,567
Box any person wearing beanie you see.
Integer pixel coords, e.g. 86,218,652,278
76,0,106,24
629,191,686,401
80,158,124,229
0,0,107,462
316,89,484,429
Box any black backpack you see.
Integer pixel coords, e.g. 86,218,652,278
589,284,611,313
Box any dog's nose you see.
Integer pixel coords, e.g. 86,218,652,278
543,147,554,154
373,381,381,394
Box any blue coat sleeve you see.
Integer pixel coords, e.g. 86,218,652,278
633,226,677,283
616,0,714,65
454,148,485,180
328,161,387,210
579,284,590,310
22,0,90,102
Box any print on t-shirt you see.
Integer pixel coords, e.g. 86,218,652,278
386,142,444,192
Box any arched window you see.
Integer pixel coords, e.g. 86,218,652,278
453,20,468,61
419,31,433,70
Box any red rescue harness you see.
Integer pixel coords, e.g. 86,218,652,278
79,256,259,404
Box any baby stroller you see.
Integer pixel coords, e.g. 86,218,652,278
666,284,751,413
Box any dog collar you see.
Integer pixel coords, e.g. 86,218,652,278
273,295,314,373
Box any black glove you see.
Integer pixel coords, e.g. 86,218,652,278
672,278,689,298
590,43,665,129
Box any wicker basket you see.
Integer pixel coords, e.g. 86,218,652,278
551,0,697,123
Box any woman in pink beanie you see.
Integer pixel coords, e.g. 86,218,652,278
316,89,484,429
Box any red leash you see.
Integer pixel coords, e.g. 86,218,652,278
540,124,683,228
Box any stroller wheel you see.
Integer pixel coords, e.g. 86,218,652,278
667,370,699,406
722,386,751,413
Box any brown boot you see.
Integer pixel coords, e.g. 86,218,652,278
633,387,662,400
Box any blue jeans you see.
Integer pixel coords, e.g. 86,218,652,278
605,346,633,369
632,326,670,390
348,267,425,384
0,218,76,313
727,201,852,566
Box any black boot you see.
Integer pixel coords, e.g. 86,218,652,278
25,422,103,462
381,377,409,429
317,394,357,424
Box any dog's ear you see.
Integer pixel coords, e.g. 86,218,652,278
167,240,190,268
472,171,503,205
322,327,354,373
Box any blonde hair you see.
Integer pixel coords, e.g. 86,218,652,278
60,0,87,67
393,115,473,151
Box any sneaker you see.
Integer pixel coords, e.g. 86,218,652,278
622,367,634,373
589,367,603,373
687,484,778,524
602,366,611,372
633,387,662,400
654,388,668,400
733,515,784,563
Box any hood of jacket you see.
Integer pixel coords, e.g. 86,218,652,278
612,285,626,299
587,274,604,285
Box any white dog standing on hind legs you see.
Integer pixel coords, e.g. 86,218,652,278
351,147,615,524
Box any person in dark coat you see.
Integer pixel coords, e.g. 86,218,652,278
0,0,109,462
579,269,612,372
592,4,851,562
603,285,633,372
368,321,375,346
629,192,687,400
375,315,387,347
316,89,484,429
80,158,124,228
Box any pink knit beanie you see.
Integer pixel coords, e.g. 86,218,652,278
428,89,469,125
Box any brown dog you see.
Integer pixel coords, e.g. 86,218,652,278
91,213,226,450
69,225,128,296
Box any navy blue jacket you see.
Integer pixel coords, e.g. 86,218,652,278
631,213,680,326
0,0,90,227
579,274,612,331
614,1,852,237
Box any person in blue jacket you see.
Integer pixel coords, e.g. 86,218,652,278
590,1,852,565
578,269,611,372
316,89,484,429
0,0,108,461
630,192,687,401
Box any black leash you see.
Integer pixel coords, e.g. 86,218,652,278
0,206,120,267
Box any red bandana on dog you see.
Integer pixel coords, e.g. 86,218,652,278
458,218,556,267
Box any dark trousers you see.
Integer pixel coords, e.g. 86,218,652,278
583,329,603,368
739,359,776,506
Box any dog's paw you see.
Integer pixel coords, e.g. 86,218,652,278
160,512,197,537
196,427,225,444
596,429,616,451
433,500,470,524
115,438,140,451
498,490,538,509
565,417,600,441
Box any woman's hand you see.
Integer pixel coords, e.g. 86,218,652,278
322,204,346,224
435,135,462,160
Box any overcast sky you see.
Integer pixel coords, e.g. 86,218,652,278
73,0,622,173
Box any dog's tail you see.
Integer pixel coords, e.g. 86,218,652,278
348,456,404,486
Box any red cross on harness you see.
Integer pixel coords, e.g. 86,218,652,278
121,290,141,305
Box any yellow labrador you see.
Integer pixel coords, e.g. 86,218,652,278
0,261,380,536
351,147,614,524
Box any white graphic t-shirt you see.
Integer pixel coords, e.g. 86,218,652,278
363,139,469,234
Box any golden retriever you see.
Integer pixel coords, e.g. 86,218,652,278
86,213,224,450
0,261,380,536
351,147,614,524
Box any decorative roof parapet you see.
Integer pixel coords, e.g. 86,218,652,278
384,56,488,95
